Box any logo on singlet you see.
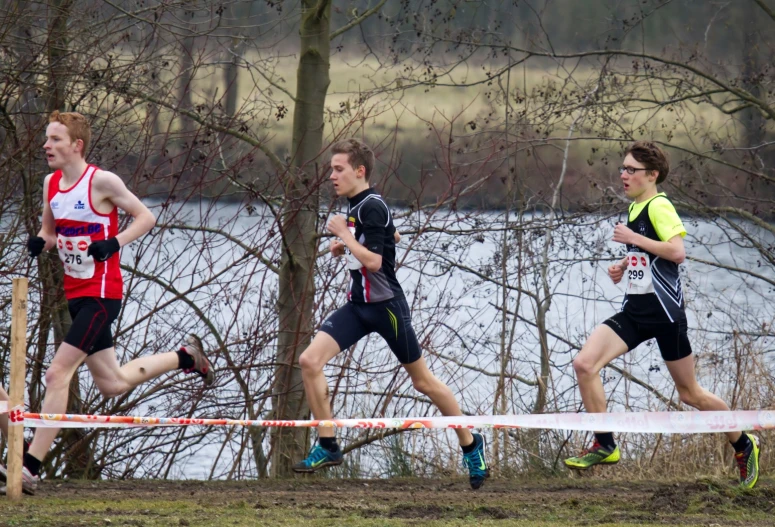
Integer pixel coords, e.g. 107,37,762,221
74,200,85,210
637,220,647,235
51,201,60,209
56,224,101,236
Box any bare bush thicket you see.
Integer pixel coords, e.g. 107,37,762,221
0,0,772,482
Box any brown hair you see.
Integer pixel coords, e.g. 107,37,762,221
49,111,91,157
331,139,375,181
625,141,669,184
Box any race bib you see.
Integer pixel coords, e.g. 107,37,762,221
626,251,654,294
345,224,363,270
57,235,95,279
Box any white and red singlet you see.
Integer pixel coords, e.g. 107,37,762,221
48,165,123,299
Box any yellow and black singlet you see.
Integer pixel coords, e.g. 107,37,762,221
622,193,687,323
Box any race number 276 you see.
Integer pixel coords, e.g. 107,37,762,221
64,254,83,265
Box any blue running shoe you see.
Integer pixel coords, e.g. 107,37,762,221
463,432,489,489
292,443,344,473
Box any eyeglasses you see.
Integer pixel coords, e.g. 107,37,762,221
618,166,650,175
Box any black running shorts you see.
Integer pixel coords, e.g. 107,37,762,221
318,297,422,364
64,297,122,355
603,310,692,362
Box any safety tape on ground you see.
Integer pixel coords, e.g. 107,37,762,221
0,409,772,433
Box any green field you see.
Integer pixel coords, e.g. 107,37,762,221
1,476,773,526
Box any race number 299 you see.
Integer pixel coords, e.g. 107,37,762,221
626,251,654,295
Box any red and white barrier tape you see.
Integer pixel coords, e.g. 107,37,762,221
8,404,24,426
0,402,771,434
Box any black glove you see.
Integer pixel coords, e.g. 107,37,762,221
87,237,120,262
27,236,46,258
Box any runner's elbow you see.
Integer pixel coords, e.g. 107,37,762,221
146,210,157,228
365,256,382,273
672,249,685,264
140,210,157,234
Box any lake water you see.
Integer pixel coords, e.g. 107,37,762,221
2,200,773,479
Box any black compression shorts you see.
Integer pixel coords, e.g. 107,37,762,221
318,297,422,364
603,310,692,362
64,297,122,355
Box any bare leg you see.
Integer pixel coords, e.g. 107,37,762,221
28,343,185,462
403,357,474,446
0,386,8,439
572,324,629,432
665,355,741,443
298,332,341,439
86,348,178,398
28,344,87,460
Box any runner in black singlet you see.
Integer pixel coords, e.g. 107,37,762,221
292,139,489,490
563,141,760,489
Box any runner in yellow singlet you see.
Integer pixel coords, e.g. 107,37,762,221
563,141,760,488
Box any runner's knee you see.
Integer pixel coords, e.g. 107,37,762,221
677,387,703,408
411,378,432,395
411,375,443,396
99,387,125,399
95,380,128,399
299,349,324,373
44,364,75,391
572,355,599,379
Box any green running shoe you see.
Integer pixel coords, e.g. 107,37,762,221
292,443,344,473
462,432,489,489
735,433,760,489
564,441,620,470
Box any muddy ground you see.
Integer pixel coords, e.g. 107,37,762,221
2,476,774,526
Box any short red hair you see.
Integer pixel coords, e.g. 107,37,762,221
49,111,91,157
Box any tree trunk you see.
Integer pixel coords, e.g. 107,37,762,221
224,36,242,118
176,22,196,135
219,31,242,172
9,0,46,410
741,3,770,199
46,0,74,114
41,0,95,479
742,10,764,150
173,20,197,189
270,0,332,477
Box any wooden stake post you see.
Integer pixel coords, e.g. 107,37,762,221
7,277,28,501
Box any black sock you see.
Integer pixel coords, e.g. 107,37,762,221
319,437,339,452
595,432,616,450
23,453,42,477
461,437,478,454
177,348,195,370
731,433,751,453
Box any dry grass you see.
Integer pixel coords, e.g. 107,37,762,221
87,49,754,155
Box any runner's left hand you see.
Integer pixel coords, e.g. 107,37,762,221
87,237,121,262
330,240,345,257
608,263,624,284
27,236,46,258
